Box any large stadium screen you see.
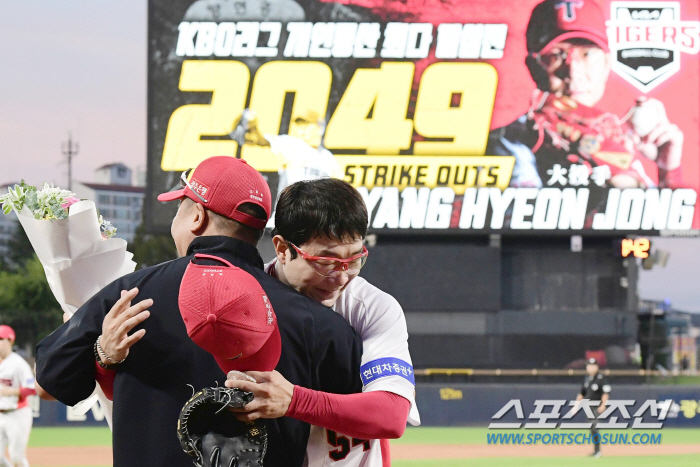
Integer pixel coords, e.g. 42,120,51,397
146,0,700,235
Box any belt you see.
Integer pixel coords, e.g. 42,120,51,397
0,409,15,414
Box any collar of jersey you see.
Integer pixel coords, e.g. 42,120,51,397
187,236,264,270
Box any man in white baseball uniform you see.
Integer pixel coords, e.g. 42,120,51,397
231,108,342,227
227,178,419,467
0,325,36,467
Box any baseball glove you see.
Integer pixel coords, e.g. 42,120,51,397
527,90,653,187
177,386,267,467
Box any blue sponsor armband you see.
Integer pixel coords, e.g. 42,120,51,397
360,357,415,386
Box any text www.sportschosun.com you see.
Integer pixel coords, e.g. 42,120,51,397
487,433,662,445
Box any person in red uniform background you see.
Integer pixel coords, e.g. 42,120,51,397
0,325,36,467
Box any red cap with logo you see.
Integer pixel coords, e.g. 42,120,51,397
157,156,271,230
0,325,15,342
178,253,281,374
527,0,609,54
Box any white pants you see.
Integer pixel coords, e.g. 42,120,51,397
0,407,32,467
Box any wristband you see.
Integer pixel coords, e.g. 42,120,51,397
94,341,118,370
95,336,126,368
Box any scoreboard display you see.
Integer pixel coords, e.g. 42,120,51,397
146,0,700,235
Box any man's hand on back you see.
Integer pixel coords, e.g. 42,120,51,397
99,288,152,365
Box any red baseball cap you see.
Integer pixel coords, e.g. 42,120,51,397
178,253,281,374
527,0,609,54
0,325,15,342
158,156,272,230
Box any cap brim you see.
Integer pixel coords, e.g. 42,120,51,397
540,31,610,54
157,188,186,202
214,324,282,374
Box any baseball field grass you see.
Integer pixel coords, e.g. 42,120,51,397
29,427,112,447
26,426,700,466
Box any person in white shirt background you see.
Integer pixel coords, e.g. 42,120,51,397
231,108,342,228
227,178,420,467
0,325,36,467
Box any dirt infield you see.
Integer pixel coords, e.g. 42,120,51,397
392,443,700,459
28,446,113,466
25,443,700,465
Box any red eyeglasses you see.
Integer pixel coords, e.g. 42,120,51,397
288,242,369,278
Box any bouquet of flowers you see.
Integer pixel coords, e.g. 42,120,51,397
1,181,136,315
2,181,117,236
1,181,137,427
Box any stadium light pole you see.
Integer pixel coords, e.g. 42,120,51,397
61,133,79,191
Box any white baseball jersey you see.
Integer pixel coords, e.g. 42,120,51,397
0,353,35,411
266,261,420,467
267,135,341,194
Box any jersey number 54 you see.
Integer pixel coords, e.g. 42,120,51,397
326,429,370,461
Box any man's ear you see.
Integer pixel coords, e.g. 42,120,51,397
189,203,209,235
272,235,289,264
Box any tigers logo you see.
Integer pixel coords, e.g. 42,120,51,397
555,0,584,22
606,2,700,92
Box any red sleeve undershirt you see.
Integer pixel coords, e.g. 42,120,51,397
17,387,37,409
380,438,391,467
19,387,37,399
286,386,410,440
94,361,115,401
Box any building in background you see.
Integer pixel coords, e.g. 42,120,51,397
73,163,144,243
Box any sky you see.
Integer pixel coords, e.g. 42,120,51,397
0,1,147,189
1,0,699,311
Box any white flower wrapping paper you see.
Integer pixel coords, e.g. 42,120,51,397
14,199,136,428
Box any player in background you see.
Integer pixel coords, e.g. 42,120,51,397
227,178,420,467
0,325,36,467
231,108,342,227
573,357,610,458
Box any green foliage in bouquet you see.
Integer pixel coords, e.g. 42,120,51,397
97,213,118,239
0,181,73,220
0,181,117,238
